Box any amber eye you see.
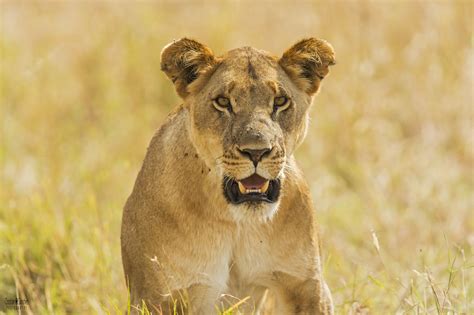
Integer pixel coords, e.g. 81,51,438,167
213,96,232,112
273,96,289,111
216,97,230,107
274,96,288,107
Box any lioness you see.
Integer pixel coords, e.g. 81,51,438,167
121,38,336,314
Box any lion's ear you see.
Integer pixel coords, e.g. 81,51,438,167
279,38,336,95
160,38,217,98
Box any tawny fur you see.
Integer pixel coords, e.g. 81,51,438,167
121,38,335,314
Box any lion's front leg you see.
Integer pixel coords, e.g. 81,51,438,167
186,283,223,315
270,274,334,315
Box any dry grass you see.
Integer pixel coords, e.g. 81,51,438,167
1,1,473,314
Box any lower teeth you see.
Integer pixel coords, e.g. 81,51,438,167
247,189,261,193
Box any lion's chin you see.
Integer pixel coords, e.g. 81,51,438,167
227,200,281,223
222,174,281,205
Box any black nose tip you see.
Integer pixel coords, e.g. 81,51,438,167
238,148,272,166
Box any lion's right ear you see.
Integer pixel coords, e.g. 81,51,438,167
160,38,217,98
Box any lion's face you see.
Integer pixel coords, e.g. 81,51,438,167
189,48,311,206
161,38,335,217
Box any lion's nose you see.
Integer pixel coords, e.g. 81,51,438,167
238,147,272,167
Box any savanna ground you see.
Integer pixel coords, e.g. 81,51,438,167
0,1,473,314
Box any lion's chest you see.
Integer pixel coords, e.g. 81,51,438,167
228,222,274,286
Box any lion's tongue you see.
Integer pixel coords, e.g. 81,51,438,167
240,174,267,190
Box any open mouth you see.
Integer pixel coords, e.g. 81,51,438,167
223,174,281,204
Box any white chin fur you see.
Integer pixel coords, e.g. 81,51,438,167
228,201,280,224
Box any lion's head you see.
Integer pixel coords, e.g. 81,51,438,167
161,38,335,219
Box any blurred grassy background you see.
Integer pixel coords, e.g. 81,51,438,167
0,1,473,314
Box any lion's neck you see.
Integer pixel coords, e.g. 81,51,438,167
139,106,231,221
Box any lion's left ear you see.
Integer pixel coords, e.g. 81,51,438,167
279,38,336,95
160,38,218,98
